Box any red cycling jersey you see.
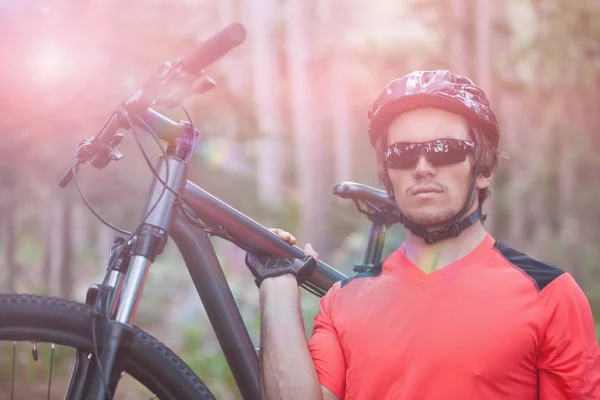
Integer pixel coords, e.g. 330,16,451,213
308,234,600,399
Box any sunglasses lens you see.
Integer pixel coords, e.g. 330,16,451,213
427,140,471,166
386,140,473,169
427,148,468,166
386,144,420,169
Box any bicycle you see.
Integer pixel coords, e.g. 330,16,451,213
0,23,400,400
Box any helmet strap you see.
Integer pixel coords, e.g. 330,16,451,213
399,170,481,244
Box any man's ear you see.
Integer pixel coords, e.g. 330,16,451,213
476,170,493,190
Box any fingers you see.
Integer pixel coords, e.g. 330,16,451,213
268,228,318,261
269,228,296,245
303,243,319,261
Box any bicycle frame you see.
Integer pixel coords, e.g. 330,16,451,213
70,165,347,399
169,180,347,400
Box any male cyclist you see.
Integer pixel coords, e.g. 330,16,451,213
246,70,600,399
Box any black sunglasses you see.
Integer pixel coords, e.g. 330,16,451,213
385,139,476,170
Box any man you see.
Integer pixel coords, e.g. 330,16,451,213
246,70,600,399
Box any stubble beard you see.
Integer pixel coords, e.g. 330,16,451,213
401,190,477,230
402,207,458,230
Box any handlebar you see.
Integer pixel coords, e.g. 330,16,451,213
178,23,247,74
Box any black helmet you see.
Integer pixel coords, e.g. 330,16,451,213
368,70,499,148
368,70,499,244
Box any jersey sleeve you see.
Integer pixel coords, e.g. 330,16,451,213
308,282,346,399
537,273,600,399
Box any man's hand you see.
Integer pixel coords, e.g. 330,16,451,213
245,229,319,287
269,228,319,261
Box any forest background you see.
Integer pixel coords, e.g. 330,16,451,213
1,0,599,398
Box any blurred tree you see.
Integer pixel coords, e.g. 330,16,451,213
324,0,354,182
1,0,599,396
248,0,286,206
285,0,332,253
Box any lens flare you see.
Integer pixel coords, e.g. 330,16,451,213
31,40,71,85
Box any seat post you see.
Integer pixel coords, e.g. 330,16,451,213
363,221,387,266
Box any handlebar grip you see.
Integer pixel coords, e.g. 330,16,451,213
179,23,247,74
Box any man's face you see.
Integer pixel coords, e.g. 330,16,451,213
386,107,490,229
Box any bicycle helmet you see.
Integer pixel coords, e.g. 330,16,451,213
367,70,500,244
368,70,499,148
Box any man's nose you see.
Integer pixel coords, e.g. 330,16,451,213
412,153,437,178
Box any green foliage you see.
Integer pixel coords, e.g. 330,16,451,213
180,326,240,399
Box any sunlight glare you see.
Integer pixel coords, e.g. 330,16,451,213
31,41,71,85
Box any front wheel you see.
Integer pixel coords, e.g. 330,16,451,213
0,293,216,399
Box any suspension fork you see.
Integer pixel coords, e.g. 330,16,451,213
65,234,128,398
67,149,190,399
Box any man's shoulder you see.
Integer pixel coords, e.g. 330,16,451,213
491,240,566,292
339,262,384,289
319,263,387,317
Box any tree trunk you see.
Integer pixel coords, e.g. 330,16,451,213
4,189,19,292
493,0,525,243
59,190,74,299
449,0,471,76
474,0,492,93
328,0,353,183
72,204,90,253
42,188,59,294
472,0,498,234
285,0,331,254
249,0,285,206
526,0,553,255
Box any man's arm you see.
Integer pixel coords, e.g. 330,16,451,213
259,274,339,400
538,273,600,399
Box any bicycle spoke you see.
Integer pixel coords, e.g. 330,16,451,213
11,341,16,400
32,340,39,361
47,343,55,400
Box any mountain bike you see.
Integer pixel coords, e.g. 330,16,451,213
0,23,400,399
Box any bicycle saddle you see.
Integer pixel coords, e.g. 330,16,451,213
332,181,400,225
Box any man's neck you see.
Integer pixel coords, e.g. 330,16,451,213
402,220,489,275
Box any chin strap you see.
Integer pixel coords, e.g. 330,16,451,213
400,205,482,244
399,170,481,244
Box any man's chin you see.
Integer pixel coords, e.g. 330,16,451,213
403,211,456,230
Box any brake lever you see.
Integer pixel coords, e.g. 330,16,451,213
90,133,125,169
58,137,94,188
58,133,125,188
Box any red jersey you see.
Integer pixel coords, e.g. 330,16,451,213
308,234,600,399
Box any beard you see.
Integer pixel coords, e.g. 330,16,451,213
401,189,477,230
402,208,458,229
